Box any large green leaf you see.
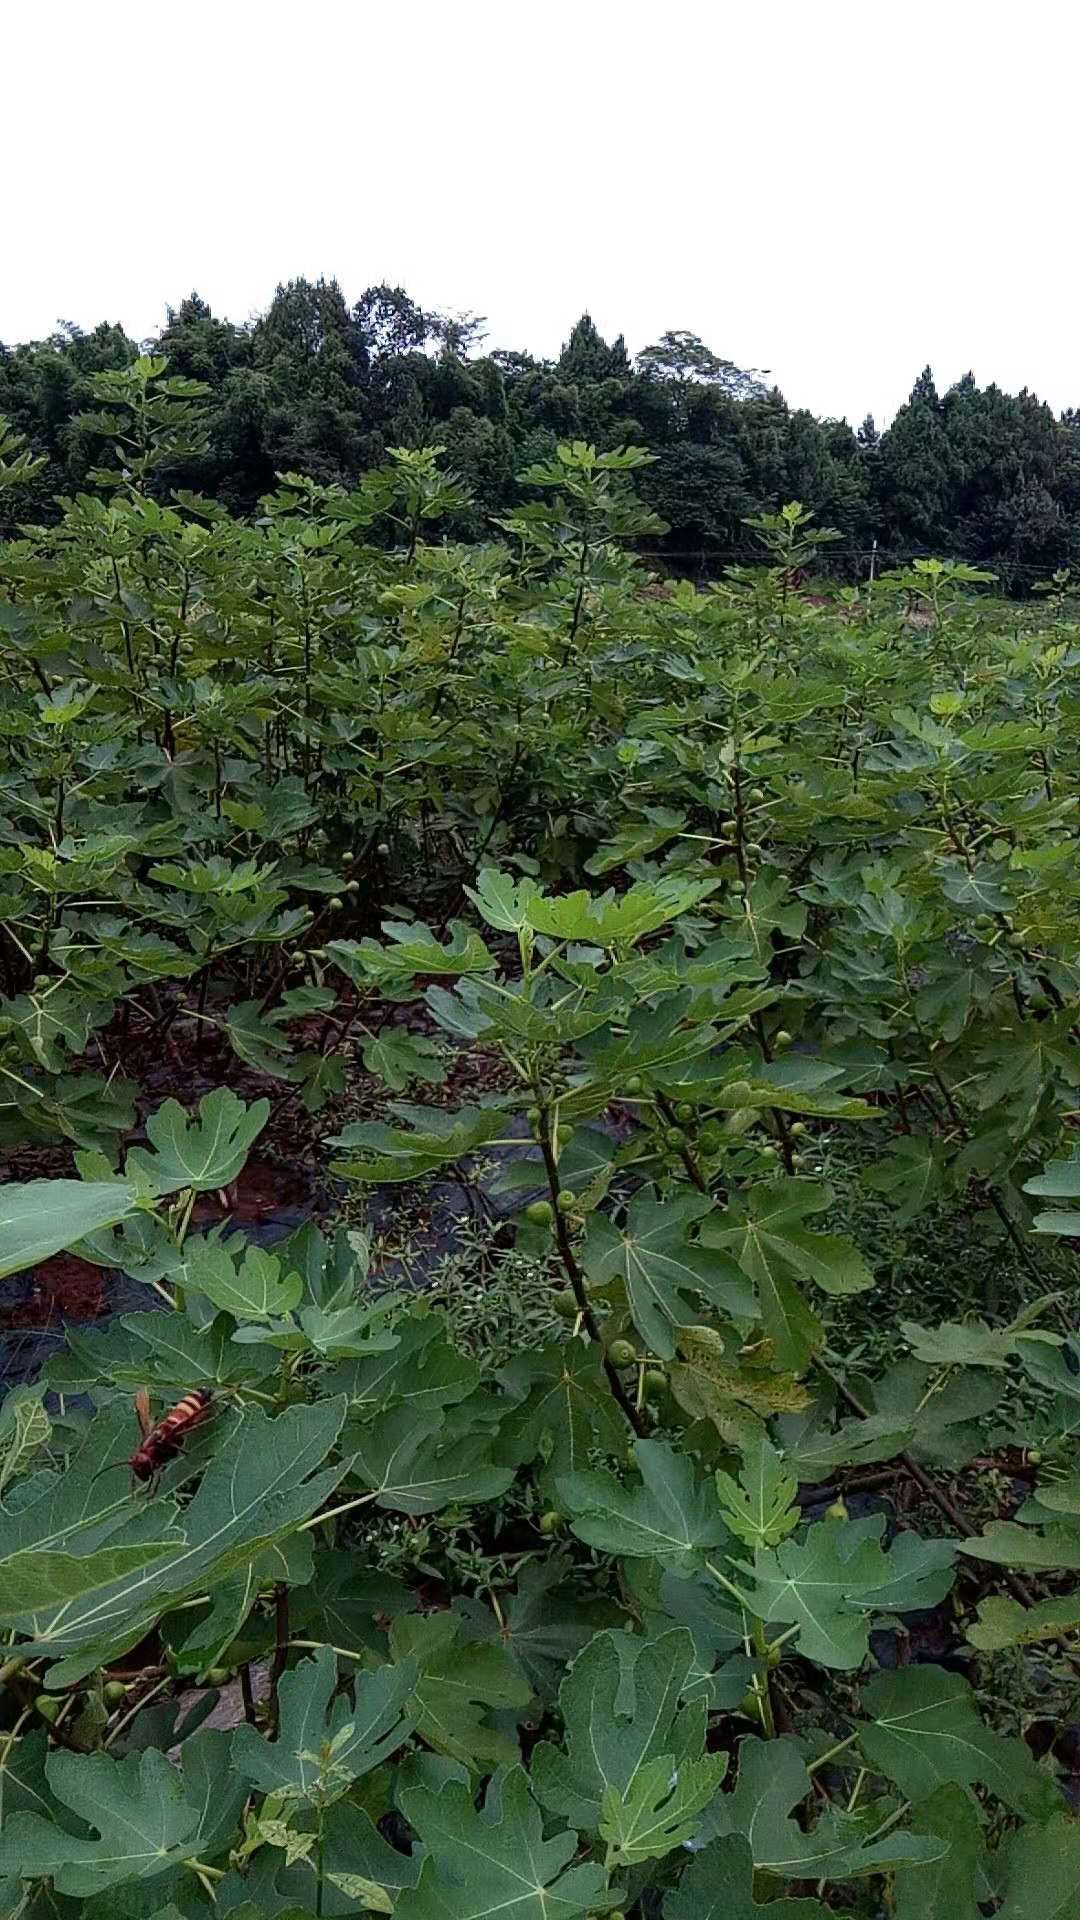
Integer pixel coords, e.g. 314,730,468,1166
582,1189,756,1359
0,1385,50,1494
670,1326,811,1438
779,1408,915,1481
959,1519,1080,1570
1024,1154,1080,1236
721,872,807,965
4,984,109,1073
361,1029,447,1092
461,869,539,934
532,1628,726,1864
599,1749,728,1869
858,1666,1062,1817
329,1105,504,1182
705,1181,873,1295
698,1735,946,1878
495,1340,626,1483
900,1318,1036,1369
717,1057,874,1120
127,1090,269,1194
996,1812,1080,1918
327,920,493,988
0,1732,245,1897
388,1612,530,1769
864,1357,1001,1470
665,1835,828,1919
454,1562,622,1703
713,1434,799,1550
0,1179,140,1279
967,1592,1080,1650
893,1785,984,1920
9,1399,349,1677
559,1439,730,1576
185,1239,303,1321
232,1645,417,1798
576,990,720,1081
43,1306,277,1395
744,1515,954,1669
0,1402,187,1621
0,1540,182,1621
396,1767,609,1920
701,1181,856,1370
326,1309,478,1418
861,1134,947,1227
347,1405,513,1514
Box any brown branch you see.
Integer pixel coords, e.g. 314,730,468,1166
537,1121,646,1437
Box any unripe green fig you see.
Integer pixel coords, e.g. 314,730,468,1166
1027,1448,1043,1465
1008,930,1026,948
774,1029,793,1049
721,818,738,837
553,1290,579,1319
766,1640,783,1669
341,850,354,863
204,1667,232,1686
761,1144,779,1162
526,1105,542,1127
699,1124,722,1153
345,879,360,892
665,1127,684,1149
556,1190,577,1214
35,1694,61,1723
376,842,390,856
608,1339,637,1369
643,1368,667,1402
525,1200,553,1227
826,1498,848,1521
538,1510,564,1535
625,1074,643,1095
724,1080,754,1106
748,787,766,805
557,1123,573,1145
328,896,344,911
103,1679,129,1706
676,1102,694,1123
790,1121,808,1138
737,1689,763,1721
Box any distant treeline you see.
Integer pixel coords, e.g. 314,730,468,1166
4,280,1079,584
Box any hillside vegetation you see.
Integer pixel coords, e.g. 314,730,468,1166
1,364,1080,1916
4,284,1080,586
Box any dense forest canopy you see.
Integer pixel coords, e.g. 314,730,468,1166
4,276,1080,584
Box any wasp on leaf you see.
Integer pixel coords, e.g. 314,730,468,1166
129,1386,214,1485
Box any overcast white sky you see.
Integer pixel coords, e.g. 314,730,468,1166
6,1,1077,427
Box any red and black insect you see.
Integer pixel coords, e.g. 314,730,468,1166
129,1386,213,1483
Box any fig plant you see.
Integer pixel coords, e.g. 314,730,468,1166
1,375,1080,1913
